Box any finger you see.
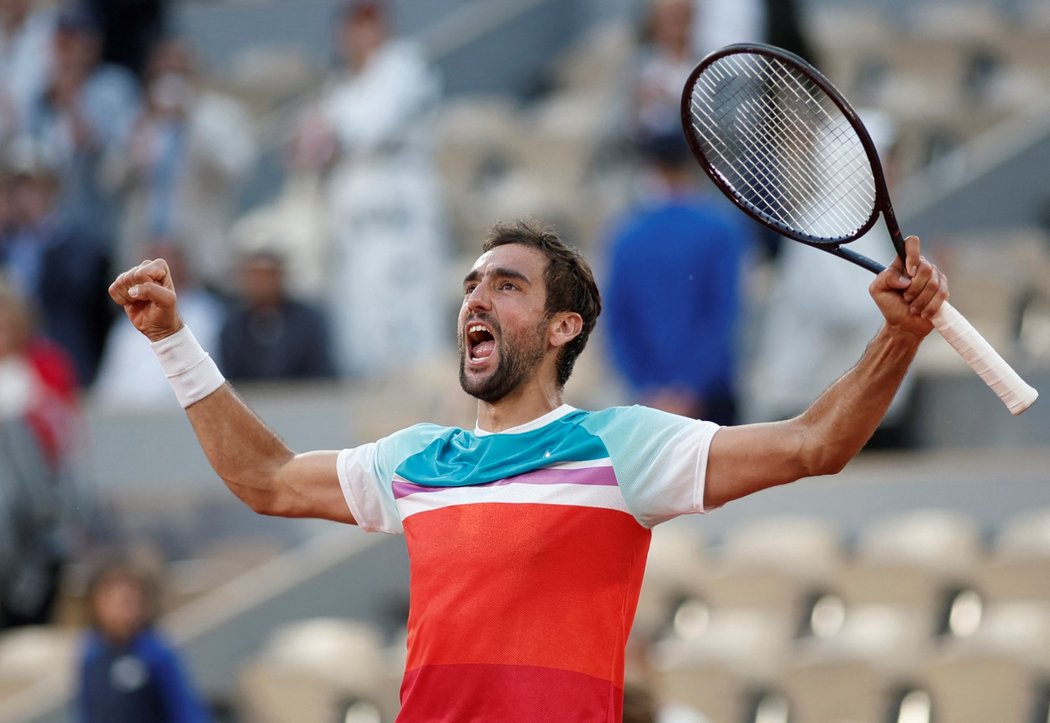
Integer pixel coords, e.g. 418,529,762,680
131,259,173,289
903,235,921,277
906,262,939,314
109,269,139,306
902,256,934,304
127,281,177,308
912,265,949,318
880,266,912,290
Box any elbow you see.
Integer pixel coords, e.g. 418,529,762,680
796,419,854,477
813,450,851,476
221,456,297,517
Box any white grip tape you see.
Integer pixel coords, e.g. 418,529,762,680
931,301,1038,415
150,325,226,408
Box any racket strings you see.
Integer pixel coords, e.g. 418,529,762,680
688,53,877,242
701,60,872,232
758,63,876,223
695,56,873,227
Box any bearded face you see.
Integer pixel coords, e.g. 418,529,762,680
459,312,549,402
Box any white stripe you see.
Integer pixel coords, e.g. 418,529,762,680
545,457,612,470
397,482,631,521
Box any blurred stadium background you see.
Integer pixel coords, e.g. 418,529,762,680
2,0,1050,721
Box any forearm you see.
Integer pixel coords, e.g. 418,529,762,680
153,326,321,518
796,324,921,475
184,383,295,515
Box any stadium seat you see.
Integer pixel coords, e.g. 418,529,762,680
777,657,900,723
238,617,398,722
909,600,1050,722
718,515,845,583
635,521,711,634
0,626,77,705
654,608,796,723
654,658,754,723
972,508,1050,606
855,508,984,576
656,608,797,684
997,507,1050,559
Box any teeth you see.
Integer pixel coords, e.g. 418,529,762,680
469,325,485,334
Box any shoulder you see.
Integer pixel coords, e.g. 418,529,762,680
374,422,460,460
583,404,697,430
131,629,181,665
90,64,139,97
78,631,109,663
283,299,328,325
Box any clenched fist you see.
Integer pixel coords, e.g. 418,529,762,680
108,259,184,342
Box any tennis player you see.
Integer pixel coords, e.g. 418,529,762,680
109,219,947,721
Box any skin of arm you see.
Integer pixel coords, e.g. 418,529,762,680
704,236,948,509
109,259,355,524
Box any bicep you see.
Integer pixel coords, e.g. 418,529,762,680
275,450,357,524
703,420,809,509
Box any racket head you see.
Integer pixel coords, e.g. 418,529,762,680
681,43,893,249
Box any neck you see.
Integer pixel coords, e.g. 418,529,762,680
475,379,564,433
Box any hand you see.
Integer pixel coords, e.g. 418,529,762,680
108,259,184,342
869,235,949,339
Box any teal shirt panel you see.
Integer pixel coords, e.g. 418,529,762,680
367,406,715,529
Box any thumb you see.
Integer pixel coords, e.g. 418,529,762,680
882,269,913,291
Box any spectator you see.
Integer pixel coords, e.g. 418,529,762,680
93,242,223,409
0,0,54,139
219,247,336,382
629,0,697,146
26,6,138,246
76,558,211,723
602,131,750,424
691,0,818,64
226,118,335,304
307,0,449,378
85,0,168,79
0,136,113,386
106,37,257,289
0,280,77,629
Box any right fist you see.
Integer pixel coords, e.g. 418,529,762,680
109,259,183,342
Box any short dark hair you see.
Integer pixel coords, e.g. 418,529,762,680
482,219,602,388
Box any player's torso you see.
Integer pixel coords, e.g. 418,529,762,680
392,411,652,721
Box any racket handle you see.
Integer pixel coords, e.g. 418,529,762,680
931,301,1038,415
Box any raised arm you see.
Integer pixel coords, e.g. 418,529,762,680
108,259,355,524
703,236,948,509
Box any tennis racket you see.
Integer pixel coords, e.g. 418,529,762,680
680,43,1038,415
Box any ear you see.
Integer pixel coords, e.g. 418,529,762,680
548,311,584,350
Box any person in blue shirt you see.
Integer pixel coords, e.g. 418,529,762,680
604,130,752,424
76,559,211,723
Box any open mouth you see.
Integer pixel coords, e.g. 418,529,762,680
466,323,496,364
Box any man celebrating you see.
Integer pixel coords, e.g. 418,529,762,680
109,219,948,721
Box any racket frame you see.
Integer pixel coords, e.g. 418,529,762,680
680,42,905,275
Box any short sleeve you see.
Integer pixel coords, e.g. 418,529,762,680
582,406,722,528
336,423,452,534
337,444,402,534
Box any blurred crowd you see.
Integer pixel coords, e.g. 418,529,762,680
0,0,921,624
0,0,984,717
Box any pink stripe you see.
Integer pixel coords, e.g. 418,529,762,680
392,464,615,499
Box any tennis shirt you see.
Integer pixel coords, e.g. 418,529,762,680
337,404,720,721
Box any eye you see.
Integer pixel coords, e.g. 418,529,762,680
499,281,518,291
463,283,477,296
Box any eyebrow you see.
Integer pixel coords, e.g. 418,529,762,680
462,266,532,287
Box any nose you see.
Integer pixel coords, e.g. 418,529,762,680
465,284,491,312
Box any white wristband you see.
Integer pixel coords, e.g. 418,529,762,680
150,326,225,408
